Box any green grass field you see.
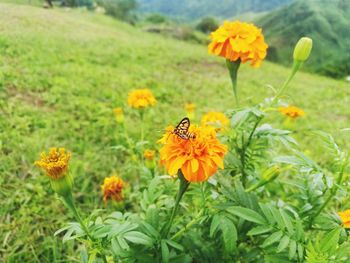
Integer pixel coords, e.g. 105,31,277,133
1,3,350,262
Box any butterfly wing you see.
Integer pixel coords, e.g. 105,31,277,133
174,117,190,140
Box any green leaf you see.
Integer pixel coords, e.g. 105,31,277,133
247,225,273,236
280,209,294,235
259,203,276,224
319,228,341,253
261,231,283,248
161,240,169,263
277,236,290,253
227,206,266,225
210,214,221,237
166,239,184,251
289,240,297,260
219,216,237,253
123,231,153,246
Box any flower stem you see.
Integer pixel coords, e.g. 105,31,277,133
140,110,145,142
226,59,241,107
171,209,204,240
163,171,190,238
271,61,301,104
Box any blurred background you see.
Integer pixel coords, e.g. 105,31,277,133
1,0,349,262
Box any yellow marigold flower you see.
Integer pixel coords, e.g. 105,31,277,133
158,125,175,144
35,148,71,180
101,175,124,202
113,107,124,123
159,125,228,182
338,210,350,228
208,21,268,67
127,89,157,109
144,149,155,161
185,103,196,113
201,111,230,131
278,105,305,119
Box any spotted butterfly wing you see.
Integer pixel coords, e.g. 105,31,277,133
173,117,195,140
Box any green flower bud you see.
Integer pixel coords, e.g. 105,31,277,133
293,37,313,62
262,166,281,182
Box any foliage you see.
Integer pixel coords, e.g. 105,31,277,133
258,0,350,78
146,13,167,24
96,0,137,23
137,0,292,21
1,2,350,262
196,17,218,34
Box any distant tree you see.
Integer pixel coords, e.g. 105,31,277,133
60,0,94,8
96,0,137,23
146,13,167,24
196,17,218,33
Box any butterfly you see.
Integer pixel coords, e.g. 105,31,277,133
173,117,196,140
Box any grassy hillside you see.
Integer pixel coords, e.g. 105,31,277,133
1,2,350,262
259,0,350,78
137,0,292,21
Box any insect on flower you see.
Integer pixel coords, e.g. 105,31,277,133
173,117,196,140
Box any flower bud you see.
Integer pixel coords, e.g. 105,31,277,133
113,107,124,124
262,166,281,182
293,37,313,62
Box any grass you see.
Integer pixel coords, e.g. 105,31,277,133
0,2,349,262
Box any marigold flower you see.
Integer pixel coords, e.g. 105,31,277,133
101,175,124,202
201,111,229,131
338,210,350,228
113,107,124,123
159,125,227,182
185,103,196,113
144,149,155,161
35,148,71,180
127,89,157,109
278,105,305,119
208,21,268,67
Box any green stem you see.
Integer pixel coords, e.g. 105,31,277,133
226,59,241,107
164,171,190,238
309,158,348,227
171,209,204,240
271,61,301,104
140,110,145,142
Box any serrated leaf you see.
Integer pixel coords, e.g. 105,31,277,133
220,217,237,253
277,236,290,253
210,214,221,237
247,225,273,236
280,209,294,235
261,231,283,248
166,239,184,251
319,228,341,253
227,206,266,225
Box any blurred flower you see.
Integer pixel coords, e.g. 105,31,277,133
293,37,313,62
201,111,229,131
144,149,155,161
127,89,156,109
278,105,305,119
185,103,196,119
101,175,124,202
208,21,268,67
35,148,71,180
113,107,124,123
158,125,174,144
338,210,350,228
160,125,227,182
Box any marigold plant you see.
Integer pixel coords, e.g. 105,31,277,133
127,88,157,109
113,107,124,123
35,148,71,179
159,125,227,182
208,21,268,67
143,149,155,161
279,105,305,119
201,111,229,131
101,175,125,202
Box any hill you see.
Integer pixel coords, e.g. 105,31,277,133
137,0,292,21
0,2,349,261
258,0,350,78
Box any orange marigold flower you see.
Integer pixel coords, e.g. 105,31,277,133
35,148,71,180
278,105,305,119
201,111,229,131
208,21,268,67
113,107,124,123
144,149,155,161
338,210,350,228
101,175,124,202
159,125,228,182
127,89,156,109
